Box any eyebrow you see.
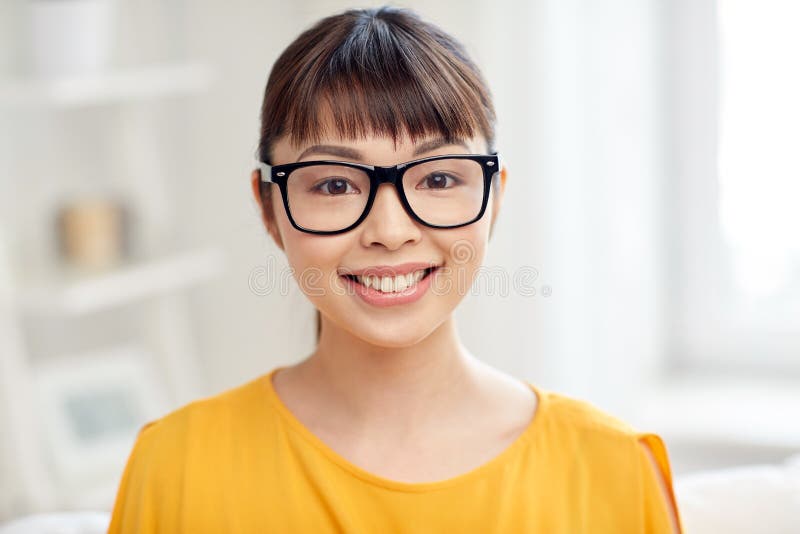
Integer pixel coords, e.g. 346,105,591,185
295,137,471,162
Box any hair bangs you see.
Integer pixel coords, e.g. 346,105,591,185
259,7,496,162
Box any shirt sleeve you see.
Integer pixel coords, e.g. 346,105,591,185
107,421,163,534
636,433,684,534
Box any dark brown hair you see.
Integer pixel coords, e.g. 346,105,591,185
255,6,498,344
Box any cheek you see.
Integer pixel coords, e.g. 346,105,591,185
436,224,490,296
282,232,351,293
445,217,490,265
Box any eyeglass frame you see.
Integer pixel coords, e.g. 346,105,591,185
255,152,503,236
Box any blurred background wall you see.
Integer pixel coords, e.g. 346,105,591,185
1,0,798,521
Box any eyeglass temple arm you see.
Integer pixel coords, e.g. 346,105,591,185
256,161,273,183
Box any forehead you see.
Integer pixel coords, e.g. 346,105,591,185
276,100,486,157
300,136,474,160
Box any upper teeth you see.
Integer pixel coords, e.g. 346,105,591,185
354,269,428,293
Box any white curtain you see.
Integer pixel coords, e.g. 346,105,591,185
453,0,669,418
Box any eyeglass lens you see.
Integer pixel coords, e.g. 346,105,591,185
284,158,485,232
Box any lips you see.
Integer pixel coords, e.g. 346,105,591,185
340,264,440,307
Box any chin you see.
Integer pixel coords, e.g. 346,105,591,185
340,313,446,348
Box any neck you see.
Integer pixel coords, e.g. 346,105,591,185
295,313,481,434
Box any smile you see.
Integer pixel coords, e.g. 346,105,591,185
340,266,442,307
342,266,437,293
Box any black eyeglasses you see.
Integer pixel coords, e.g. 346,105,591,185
256,153,502,235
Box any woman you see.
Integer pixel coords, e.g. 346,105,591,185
109,6,682,533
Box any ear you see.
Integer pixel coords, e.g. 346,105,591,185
488,164,508,240
250,169,285,251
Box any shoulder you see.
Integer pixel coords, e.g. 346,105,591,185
537,388,676,474
109,374,272,531
123,373,271,472
533,387,657,482
536,387,641,444
143,373,268,435
533,386,682,533
536,387,676,467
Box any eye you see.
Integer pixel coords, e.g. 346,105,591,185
311,178,360,195
418,173,461,190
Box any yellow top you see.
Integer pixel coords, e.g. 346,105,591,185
109,367,683,533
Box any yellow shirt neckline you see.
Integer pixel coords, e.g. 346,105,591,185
261,366,546,493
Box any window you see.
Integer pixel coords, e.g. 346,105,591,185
674,0,800,371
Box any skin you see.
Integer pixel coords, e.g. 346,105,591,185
247,118,682,529
249,122,539,482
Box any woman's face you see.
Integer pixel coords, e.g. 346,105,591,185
251,128,505,348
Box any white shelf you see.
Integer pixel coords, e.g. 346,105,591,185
18,247,226,316
0,4,217,515
0,61,215,109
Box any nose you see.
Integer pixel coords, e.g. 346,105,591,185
358,182,422,250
